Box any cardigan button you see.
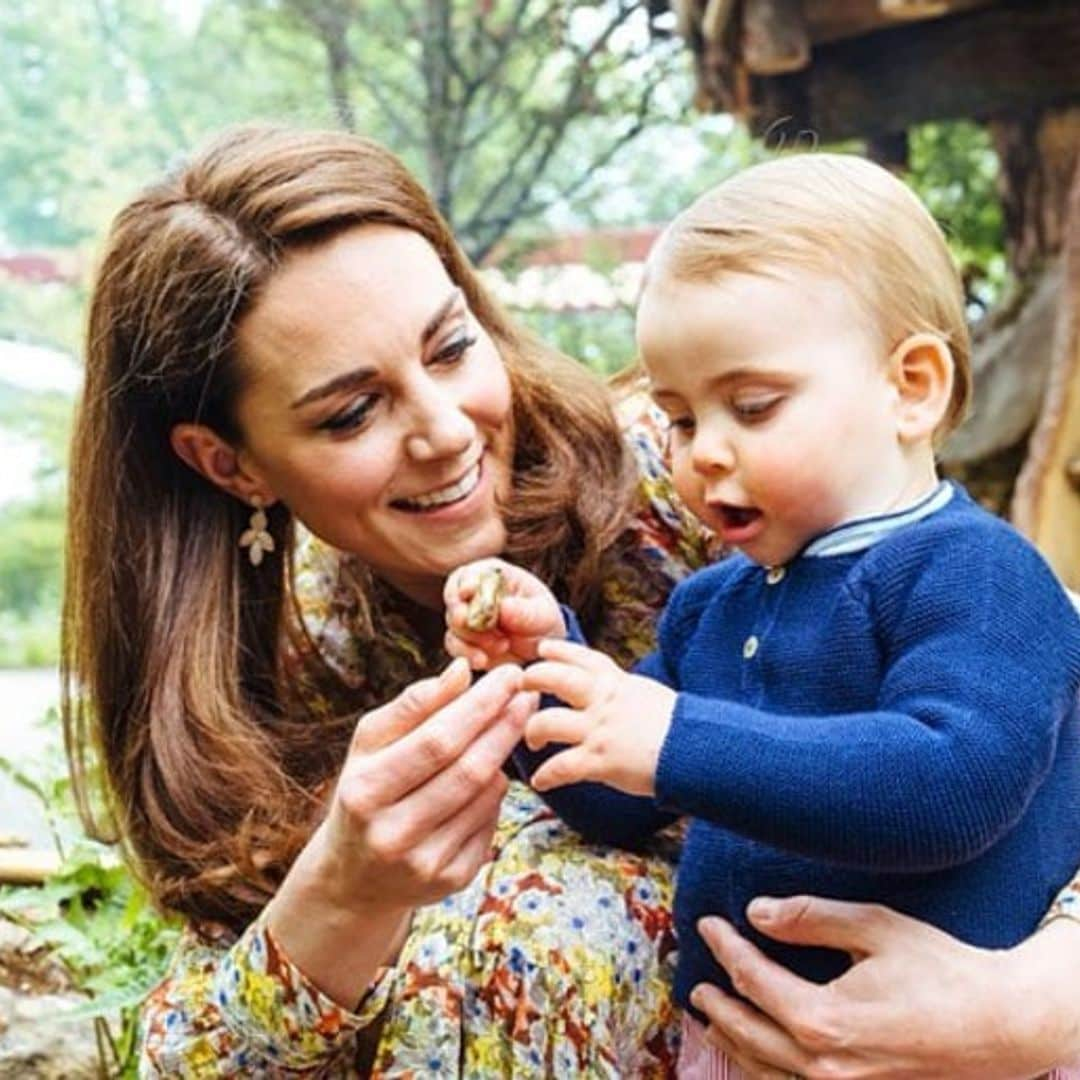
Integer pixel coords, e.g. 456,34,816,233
742,635,760,659
765,566,786,585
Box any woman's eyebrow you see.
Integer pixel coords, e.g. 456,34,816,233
290,366,377,409
421,287,463,346
290,288,464,410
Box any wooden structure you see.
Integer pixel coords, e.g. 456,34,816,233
660,0,1080,587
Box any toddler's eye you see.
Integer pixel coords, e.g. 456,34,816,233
669,415,696,434
732,395,782,421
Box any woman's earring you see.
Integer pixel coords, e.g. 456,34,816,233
239,496,275,566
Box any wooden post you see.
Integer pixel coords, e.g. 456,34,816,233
743,0,811,74
1013,156,1080,588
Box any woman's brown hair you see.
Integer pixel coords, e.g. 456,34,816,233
64,125,641,929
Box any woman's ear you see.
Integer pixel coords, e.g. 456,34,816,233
170,422,277,506
887,333,954,445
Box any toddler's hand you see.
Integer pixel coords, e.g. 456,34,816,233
444,558,565,670
521,639,677,797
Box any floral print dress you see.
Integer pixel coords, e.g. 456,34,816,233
139,393,717,1078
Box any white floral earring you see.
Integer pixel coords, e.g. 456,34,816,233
239,496,275,566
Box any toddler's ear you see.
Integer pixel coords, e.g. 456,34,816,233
887,332,953,444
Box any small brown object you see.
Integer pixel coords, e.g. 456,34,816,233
465,568,506,632
1066,454,1080,493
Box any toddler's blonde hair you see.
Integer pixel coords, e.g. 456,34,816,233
650,153,971,438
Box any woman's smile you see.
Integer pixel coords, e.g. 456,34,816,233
392,454,484,513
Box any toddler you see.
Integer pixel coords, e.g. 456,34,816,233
445,154,1080,1079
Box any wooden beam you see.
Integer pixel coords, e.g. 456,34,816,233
878,0,950,19
744,0,1080,142
743,0,811,74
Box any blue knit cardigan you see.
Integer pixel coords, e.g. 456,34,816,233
516,483,1080,1012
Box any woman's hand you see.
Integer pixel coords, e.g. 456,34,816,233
692,895,1080,1079
521,638,676,797
444,557,565,669
268,658,536,1006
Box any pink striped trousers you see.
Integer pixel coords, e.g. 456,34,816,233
679,1013,1080,1080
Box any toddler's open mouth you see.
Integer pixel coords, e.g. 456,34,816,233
718,504,761,530
714,503,765,544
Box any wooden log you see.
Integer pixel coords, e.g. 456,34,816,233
744,0,1080,143
1012,156,1080,588
0,849,61,886
743,0,811,74
803,0,993,46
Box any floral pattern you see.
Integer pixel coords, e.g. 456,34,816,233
139,392,713,1078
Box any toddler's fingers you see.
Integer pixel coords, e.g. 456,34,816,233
498,595,563,638
530,745,594,791
524,705,589,751
444,630,493,670
522,661,595,708
536,637,613,672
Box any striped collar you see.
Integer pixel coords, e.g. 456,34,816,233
802,481,955,558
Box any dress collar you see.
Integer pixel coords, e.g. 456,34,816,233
802,481,954,559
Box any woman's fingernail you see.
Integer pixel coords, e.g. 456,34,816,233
748,897,777,922
442,657,467,681
689,987,704,1009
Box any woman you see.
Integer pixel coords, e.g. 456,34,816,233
64,124,1080,1078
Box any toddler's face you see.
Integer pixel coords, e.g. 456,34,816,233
637,268,919,566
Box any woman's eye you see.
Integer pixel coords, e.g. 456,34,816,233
431,333,477,365
732,395,782,421
319,395,377,433
670,415,696,435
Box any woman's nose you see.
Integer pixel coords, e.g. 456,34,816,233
404,383,475,461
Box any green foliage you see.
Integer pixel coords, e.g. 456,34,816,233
0,709,179,1078
0,499,64,613
906,121,1007,312
0,279,85,357
0,382,69,666
0,608,59,668
520,307,637,375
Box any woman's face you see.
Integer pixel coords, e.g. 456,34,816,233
232,225,514,607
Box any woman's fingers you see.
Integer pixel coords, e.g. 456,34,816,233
746,894,919,959
352,656,471,753
351,665,523,805
521,661,595,708
371,690,535,846
428,778,507,892
697,916,824,1039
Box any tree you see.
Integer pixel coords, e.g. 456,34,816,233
1,1,688,263
243,0,687,260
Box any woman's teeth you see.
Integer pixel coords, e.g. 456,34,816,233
399,463,481,510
